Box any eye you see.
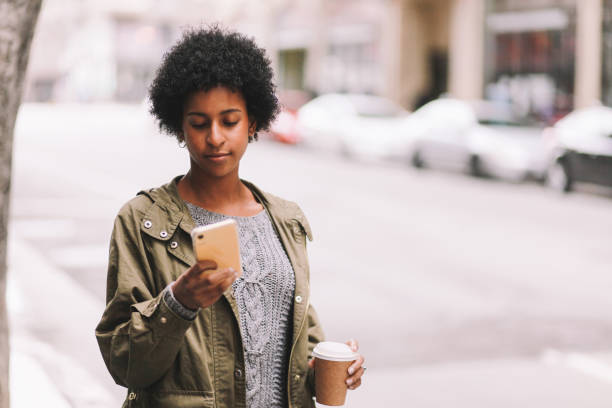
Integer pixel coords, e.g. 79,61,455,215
190,122,208,129
224,120,238,126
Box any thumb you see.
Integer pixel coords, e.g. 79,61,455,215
346,338,359,352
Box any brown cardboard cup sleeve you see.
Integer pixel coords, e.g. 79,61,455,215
312,341,358,406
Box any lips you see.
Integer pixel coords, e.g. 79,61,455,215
204,152,231,162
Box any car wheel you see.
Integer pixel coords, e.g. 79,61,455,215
546,160,572,192
469,154,483,177
411,150,425,168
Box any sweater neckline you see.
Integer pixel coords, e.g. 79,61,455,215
184,201,266,221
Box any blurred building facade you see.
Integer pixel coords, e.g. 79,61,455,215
271,0,608,123
23,0,612,123
270,0,452,110
23,0,250,102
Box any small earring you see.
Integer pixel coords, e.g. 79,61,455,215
178,139,186,148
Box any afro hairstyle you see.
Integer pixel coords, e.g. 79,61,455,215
148,25,280,141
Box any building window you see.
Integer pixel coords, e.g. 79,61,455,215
114,20,172,102
484,0,576,124
278,49,306,91
323,41,379,94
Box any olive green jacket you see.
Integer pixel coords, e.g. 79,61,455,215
95,176,325,408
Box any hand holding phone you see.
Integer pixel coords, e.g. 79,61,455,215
171,260,238,310
171,220,242,310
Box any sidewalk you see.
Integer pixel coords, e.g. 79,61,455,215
7,234,123,408
9,339,71,408
8,246,70,408
7,231,612,408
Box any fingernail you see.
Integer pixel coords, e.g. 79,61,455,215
346,378,353,385
348,367,354,375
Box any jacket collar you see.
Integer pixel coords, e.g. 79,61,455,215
136,176,193,241
137,175,312,241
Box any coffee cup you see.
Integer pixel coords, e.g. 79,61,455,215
312,341,358,406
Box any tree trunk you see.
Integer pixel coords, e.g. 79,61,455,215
0,0,42,407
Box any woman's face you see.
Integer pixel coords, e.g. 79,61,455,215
181,86,254,180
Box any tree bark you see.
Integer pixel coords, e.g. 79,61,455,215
0,0,42,406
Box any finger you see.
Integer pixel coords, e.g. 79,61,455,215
217,272,239,293
348,355,364,375
196,260,218,272
308,359,315,369
347,366,365,384
347,376,362,390
186,260,218,277
209,269,239,293
193,267,236,287
346,338,359,352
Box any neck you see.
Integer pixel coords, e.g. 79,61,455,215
179,168,246,210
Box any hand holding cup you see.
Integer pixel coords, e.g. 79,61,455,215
309,339,365,406
344,339,365,390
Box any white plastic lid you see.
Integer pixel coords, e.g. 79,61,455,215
312,341,358,362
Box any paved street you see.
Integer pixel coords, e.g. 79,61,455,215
7,103,612,407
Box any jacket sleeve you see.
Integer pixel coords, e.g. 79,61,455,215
95,205,193,389
306,303,325,393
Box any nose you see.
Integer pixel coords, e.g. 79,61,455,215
206,121,225,147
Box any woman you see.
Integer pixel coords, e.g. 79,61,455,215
95,26,364,408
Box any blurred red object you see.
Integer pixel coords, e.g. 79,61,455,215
269,108,301,144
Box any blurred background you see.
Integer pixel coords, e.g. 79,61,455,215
7,0,612,407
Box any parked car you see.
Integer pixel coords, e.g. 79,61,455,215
408,98,546,181
295,93,415,159
543,105,612,192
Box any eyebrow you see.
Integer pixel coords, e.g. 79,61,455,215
187,108,242,117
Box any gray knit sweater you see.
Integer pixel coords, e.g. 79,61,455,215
185,203,295,408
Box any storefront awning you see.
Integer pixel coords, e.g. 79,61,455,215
487,8,569,33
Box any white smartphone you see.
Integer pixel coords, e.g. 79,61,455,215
191,219,242,275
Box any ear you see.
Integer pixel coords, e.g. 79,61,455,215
248,120,257,138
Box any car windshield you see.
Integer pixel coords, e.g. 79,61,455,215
472,101,531,126
348,95,405,117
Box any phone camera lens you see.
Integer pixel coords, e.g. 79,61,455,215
198,234,204,239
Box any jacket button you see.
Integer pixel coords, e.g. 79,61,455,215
234,368,243,379
294,374,301,381
160,316,167,324
160,231,168,238
143,220,152,229
170,241,178,249
295,295,302,304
